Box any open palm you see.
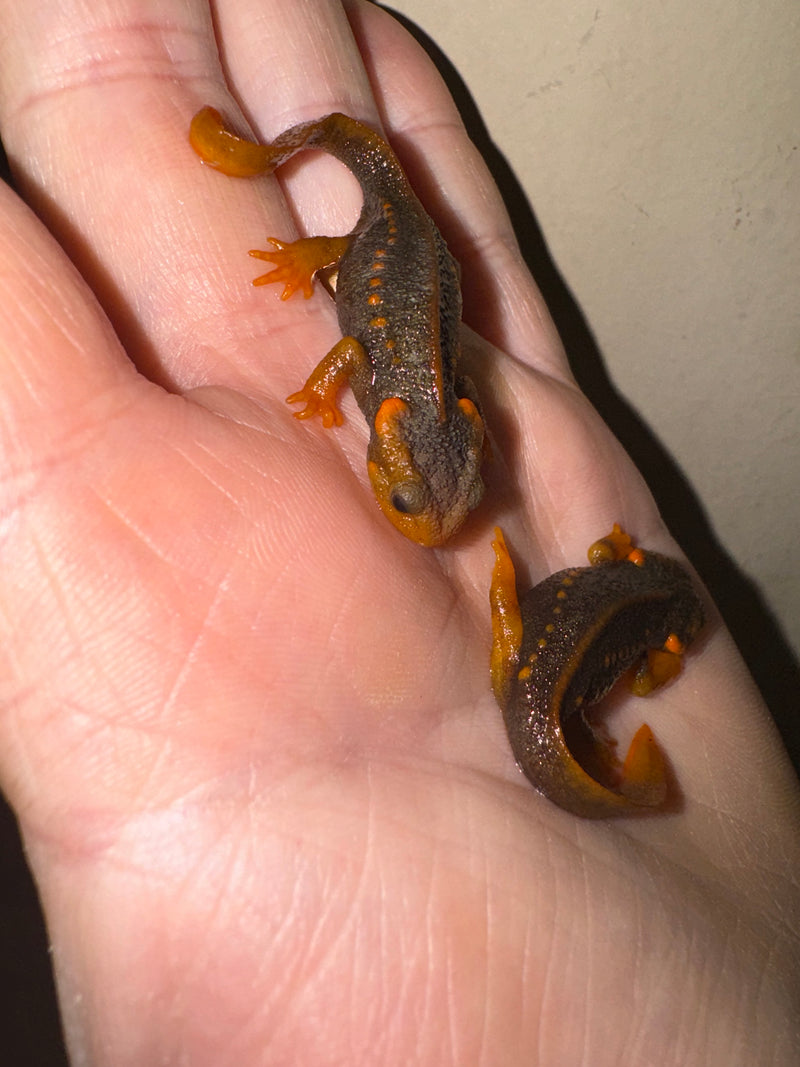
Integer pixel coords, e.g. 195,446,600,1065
0,1,797,1064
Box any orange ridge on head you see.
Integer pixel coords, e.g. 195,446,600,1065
374,397,409,435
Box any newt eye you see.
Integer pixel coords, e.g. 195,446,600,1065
390,481,427,515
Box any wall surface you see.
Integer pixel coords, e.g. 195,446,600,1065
389,0,800,668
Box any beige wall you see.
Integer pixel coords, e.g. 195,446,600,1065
390,0,800,668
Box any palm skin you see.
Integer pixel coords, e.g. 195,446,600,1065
0,1,797,1064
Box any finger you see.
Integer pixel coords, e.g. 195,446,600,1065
0,180,142,441
348,0,568,380
211,0,376,125
203,0,403,259
0,0,344,396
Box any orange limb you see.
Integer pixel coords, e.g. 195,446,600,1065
189,106,275,177
618,724,668,806
250,236,351,300
286,336,368,429
489,528,524,706
630,646,684,696
587,523,634,565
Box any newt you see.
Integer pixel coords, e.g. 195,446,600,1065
490,524,705,817
189,106,485,546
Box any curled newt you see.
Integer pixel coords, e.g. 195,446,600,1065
490,524,705,817
189,107,486,546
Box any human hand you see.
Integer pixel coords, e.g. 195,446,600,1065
0,1,797,1063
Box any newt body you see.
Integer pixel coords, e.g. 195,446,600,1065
490,525,705,818
190,108,485,546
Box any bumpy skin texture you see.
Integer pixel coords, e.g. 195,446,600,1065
335,171,484,545
492,532,706,818
191,109,485,546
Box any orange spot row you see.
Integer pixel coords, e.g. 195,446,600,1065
530,569,581,655
364,207,400,343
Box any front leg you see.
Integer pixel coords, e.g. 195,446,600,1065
286,336,369,429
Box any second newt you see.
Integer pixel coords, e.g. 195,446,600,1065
490,524,705,817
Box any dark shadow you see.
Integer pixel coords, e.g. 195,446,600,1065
384,5,800,772
0,797,69,1065
0,137,11,187
0,142,70,1067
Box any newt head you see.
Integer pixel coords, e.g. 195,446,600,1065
367,396,485,546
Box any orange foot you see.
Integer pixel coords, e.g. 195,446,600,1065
250,235,350,300
285,384,343,429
